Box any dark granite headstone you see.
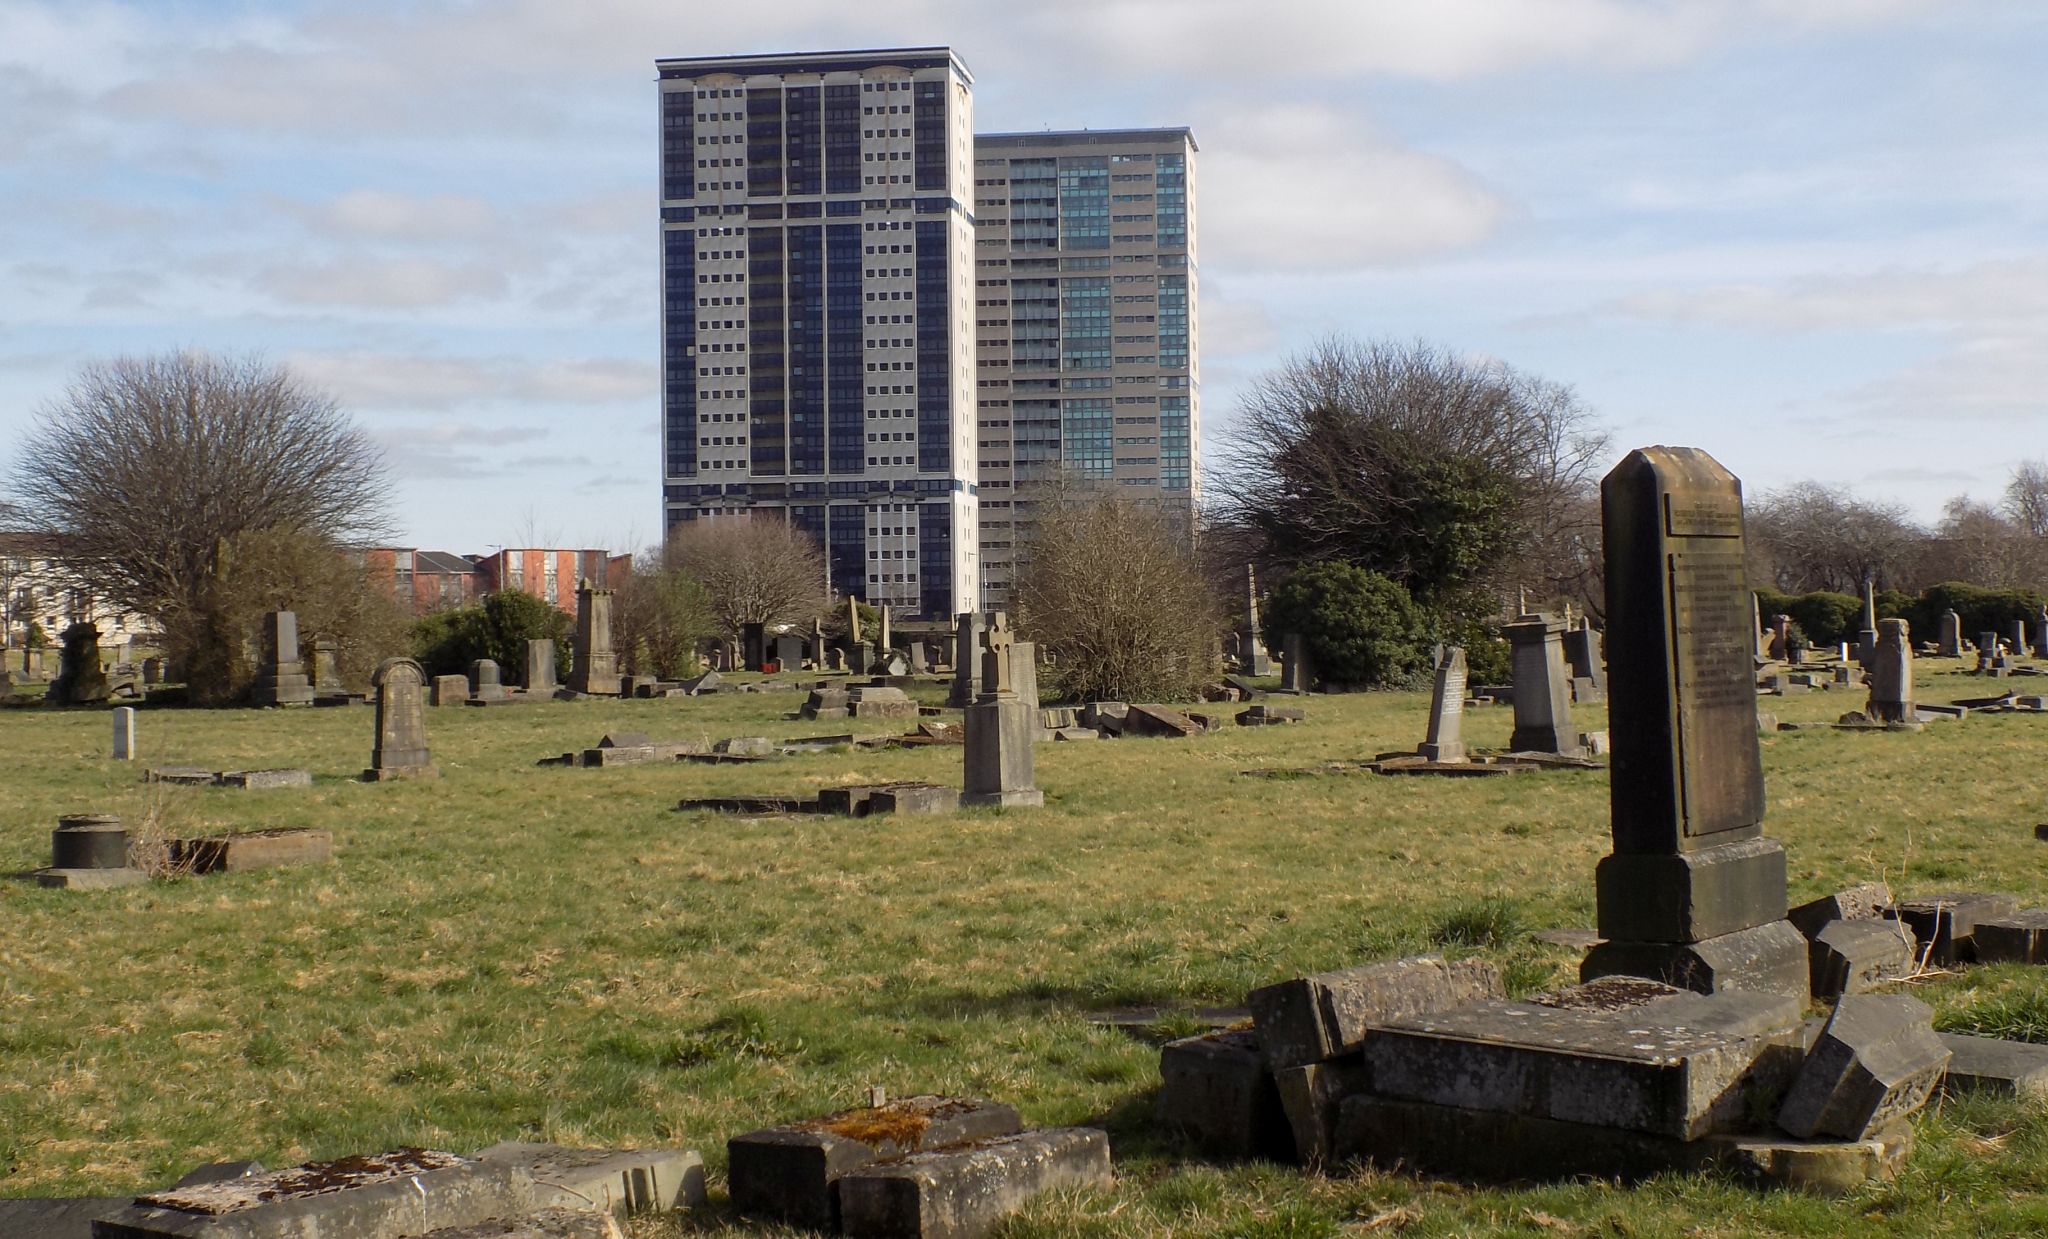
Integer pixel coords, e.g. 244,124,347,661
365,657,436,780
49,621,110,704
1581,446,1806,997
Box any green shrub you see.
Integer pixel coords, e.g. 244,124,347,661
1906,582,2046,647
1264,561,1429,689
411,590,571,679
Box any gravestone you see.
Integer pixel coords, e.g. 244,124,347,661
1753,592,1768,659
1278,633,1312,694
1581,446,1808,997
525,638,558,696
878,603,893,656
772,633,805,671
810,620,827,669
1977,631,2002,672
365,657,437,780
49,621,110,704
1865,618,1915,724
431,674,468,706
469,658,509,703
852,640,874,675
1768,615,1794,662
742,621,767,671
1504,611,1580,755
1417,647,1469,763
1938,610,1965,659
1857,581,1879,667
2038,606,2048,658
2012,619,2030,662
112,706,136,761
141,656,165,685
947,611,985,707
963,615,1041,807
827,648,848,673
310,638,342,693
1562,620,1607,702
909,641,929,674
568,579,621,696
250,610,315,706
1239,563,1273,676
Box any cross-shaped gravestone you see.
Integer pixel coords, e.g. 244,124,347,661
981,613,1014,697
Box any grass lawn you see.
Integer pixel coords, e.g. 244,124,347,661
6,661,2048,1236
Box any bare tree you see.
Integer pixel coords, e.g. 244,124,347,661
662,516,827,640
1212,336,1608,607
9,352,391,698
1014,484,1222,702
2005,460,2048,540
1924,497,2029,589
613,547,716,678
1747,481,1924,594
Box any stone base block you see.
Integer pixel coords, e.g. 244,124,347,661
1971,910,2048,964
960,789,1043,808
362,764,439,782
34,866,148,890
1155,1030,1295,1161
1787,883,1892,939
215,768,314,789
1595,836,1788,943
1778,995,1949,1140
728,1096,1023,1232
1938,1032,2048,1099
1890,892,2020,966
1275,1058,1372,1166
819,784,958,816
1580,918,1810,998
474,1143,704,1217
1364,986,1804,1140
1333,1096,1909,1194
1247,955,1504,1071
416,1209,624,1238
1809,919,1917,998
837,1127,1111,1239
95,1151,529,1238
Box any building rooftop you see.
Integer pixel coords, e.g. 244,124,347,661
976,126,1198,153
656,47,972,84
414,550,476,575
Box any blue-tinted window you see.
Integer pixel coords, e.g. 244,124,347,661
660,90,694,201
1063,398,1113,479
919,500,952,617
747,87,783,197
787,224,824,474
827,223,864,473
825,84,861,194
661,228,696,479
1058,157,1109,250
829,504,866,600
748,226,787,474
915,219,951,473
785,86,820,196
1159,394,1191,491
913,80,947,192
1061,277,1111,371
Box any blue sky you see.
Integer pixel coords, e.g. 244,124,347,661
2,0,2042,553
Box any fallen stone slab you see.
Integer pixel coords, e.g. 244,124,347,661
837,1127,1111,1239
1778,994,1949,1140
35,866,148,890
1235,705,1305,726
1050,726,1099,741
171,1162,264,1188
1247,954,1504,1071
1364,755,1529,777
144,766,218,786
1365,986,1805,1139
473,1143,704,1217
1808,918,1917,998
675,795,814,815
414,1209,623,1238
1971,910,2048,964
0,1195,129,1238
1938,1032,2048,1100
93,1149,530,1238
1123,704,1202,738
1787,883,1893,940
1891,892,2021,966
728,1096,1023,1231
173,829,333,875
1274,1057,1372,1167
1154,1029,1294,1161
817,783,958,817
1333,1095,1910,1194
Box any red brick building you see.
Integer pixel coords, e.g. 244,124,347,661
473,549,614,614
357,548,483,615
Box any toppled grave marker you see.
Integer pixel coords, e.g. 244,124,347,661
173,829,333,875
1806,919,1916,998
1235,704,1304,726
1777,995,1949,1141
1155,1029,1295,1161
1890,891,2020,966
1247,955,1503,1072
1938,1033,2048,1099
1970,909,2048,964
472,1142,705,1218
836,1127,1111,1239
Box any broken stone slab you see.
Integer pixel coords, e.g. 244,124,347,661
413,1210,623,1238
679,670,722,695
1365,985,1806,1139
1154,1029,1294,1161
1938,1032,2048,1099
1247,954,1505,1071
1274,1058,1372,1167
214,768,315,790
817,783,958,816
1777,994,1949,1140
173,829,334,875
1579,918,1811,999
1333,1095,1910,1194
1787,883,1893,940
714,736,775,756
1050,726,1099,741
1808,918,1917,998
1890,891,2021,966
1235,704,1305,726
727,1096,1024,1232
1123,704,1203,738
472,1143,705,1217
1970,910,2048,964
93,1150,530,1238
144,766,219,786
0,1195,131,1238
836,1127,1111,1239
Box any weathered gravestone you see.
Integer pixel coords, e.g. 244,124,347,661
568,579,622,696
1239,563,1273,677
963,615,1041,807
1278,633,1312,694
431,674,468,707
1865,618,1915,724
48,621,110,704
1562,620,1607,703
1580,447,1807,997
2037,607,2048,658
909,641,929,674
525,638,558,696
947,611,985,707
249,610,315,706
112,706,136,761
741,621,767,671
1504,610,1580,756
1938,609,1965,658
1417,646,1469,763
469,658,509,703
1857,582,1879,667
810,620,828,670
310,638,342,693
2012,619,2031,662
1977,630,2004,674
365,657,437,780
1767,614,1794,662
772,633,805,671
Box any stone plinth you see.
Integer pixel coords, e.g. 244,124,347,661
249,610,315,706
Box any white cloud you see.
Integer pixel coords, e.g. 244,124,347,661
288,349,656,410
255,258,510,308
291,189,499,241
1198,104,1510,270
1611,255,2048,333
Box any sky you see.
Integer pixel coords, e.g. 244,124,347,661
1,0,2043,554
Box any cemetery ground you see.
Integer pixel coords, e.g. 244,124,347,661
6,666,2048,1236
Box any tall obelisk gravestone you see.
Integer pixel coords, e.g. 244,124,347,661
1580,447,1808,997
